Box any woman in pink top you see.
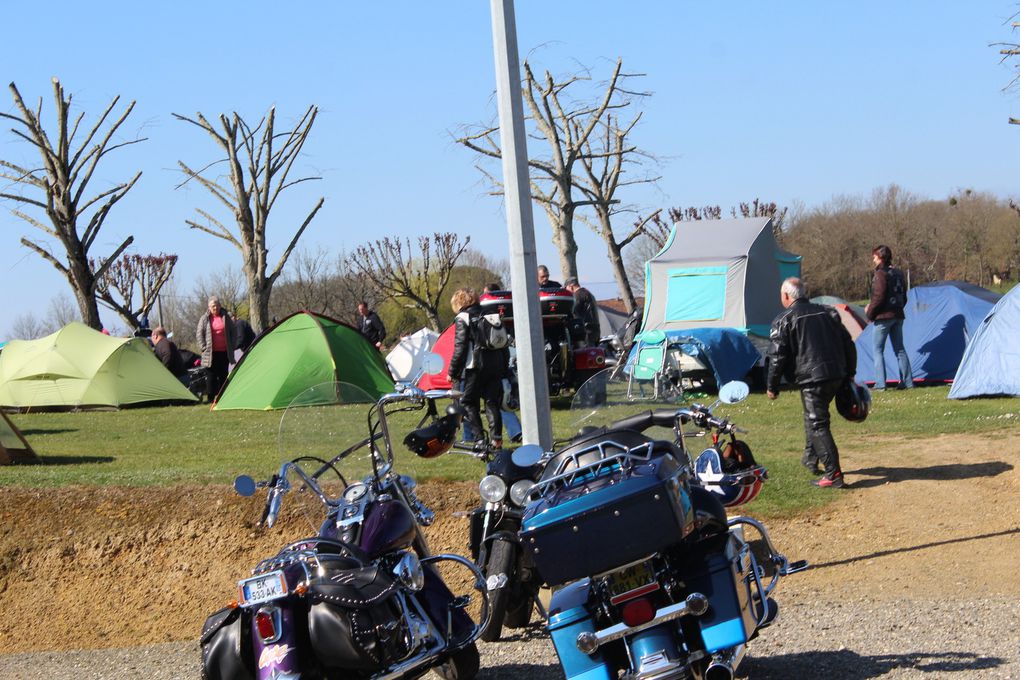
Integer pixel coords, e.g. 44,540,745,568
196,296,236,402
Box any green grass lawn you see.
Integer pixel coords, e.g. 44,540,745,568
3,385,1018,517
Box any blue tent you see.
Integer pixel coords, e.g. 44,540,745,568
855,281,1001,385
948,285,1020,399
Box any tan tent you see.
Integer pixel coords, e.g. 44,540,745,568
0,412,39,464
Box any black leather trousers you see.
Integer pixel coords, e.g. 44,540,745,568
800,378,843,475
461,366,503,441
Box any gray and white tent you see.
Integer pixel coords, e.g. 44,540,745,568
641,217,801,337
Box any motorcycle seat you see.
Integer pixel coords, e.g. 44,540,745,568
309,564,400,609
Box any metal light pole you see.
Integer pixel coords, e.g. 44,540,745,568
489,0,553,448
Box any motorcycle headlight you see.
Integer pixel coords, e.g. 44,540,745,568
509,479,534,507
479,475,507,503
392,551,424,592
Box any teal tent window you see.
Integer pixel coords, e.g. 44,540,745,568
665,266,726,321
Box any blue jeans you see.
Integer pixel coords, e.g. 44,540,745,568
462,410,522,442
872,318,912,388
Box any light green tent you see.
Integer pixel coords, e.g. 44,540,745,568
213,311,395,411
0,323,198,409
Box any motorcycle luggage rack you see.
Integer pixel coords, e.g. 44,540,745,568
528,440,656,501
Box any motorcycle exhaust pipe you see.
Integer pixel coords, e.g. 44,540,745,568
704,644,745,680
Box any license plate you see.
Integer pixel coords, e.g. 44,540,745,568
608,561,659,605
239,570,288,606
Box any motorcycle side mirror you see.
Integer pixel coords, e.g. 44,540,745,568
233,475,257,497
422,352,444,376
718,381,750,405
511,444,545,468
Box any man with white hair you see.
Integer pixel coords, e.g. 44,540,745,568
766,277,857,488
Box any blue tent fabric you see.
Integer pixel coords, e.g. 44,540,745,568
628,328,761,387
855,281,1001,385
948,285,1020,398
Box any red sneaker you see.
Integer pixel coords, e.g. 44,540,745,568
811,471,845,488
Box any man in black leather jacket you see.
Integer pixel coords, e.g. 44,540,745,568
766,278,857,488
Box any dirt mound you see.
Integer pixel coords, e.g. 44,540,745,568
0,481,477,653
0,430,1017,653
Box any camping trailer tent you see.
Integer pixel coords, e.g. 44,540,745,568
855,281,1001,386
641,217,801,337
949,284,1020,399
0,323,198,409
213,311,395,410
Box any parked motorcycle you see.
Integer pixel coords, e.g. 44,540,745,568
514,375,806,680
455,443,545,642
200,379,489,680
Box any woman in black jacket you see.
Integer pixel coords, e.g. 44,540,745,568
446,287,507,450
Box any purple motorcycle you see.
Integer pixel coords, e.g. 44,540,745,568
201,380,488,680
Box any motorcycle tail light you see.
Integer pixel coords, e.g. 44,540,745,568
254,609,277,642
621,598,656,628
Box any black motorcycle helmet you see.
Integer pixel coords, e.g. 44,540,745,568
404,412,462,458
836,379,871,422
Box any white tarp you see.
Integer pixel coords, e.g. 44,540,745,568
386,327,440,381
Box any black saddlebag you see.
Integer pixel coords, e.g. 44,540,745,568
200,606,254,680
306,562,410,672
520,454,695,586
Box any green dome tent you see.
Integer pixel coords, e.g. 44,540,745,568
213,311,395,410
0,322,198,409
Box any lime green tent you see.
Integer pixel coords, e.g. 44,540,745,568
213,311,395,411
0,323,198,409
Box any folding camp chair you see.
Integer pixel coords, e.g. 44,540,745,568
627,330,683,401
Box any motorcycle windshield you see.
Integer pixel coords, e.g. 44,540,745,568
568,367,688,444
277,381,378,533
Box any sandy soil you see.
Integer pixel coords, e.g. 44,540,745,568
0,429,1017,654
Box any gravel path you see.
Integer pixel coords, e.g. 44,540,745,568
1,596,1016,679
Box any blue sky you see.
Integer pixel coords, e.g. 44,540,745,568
2,1,1019,337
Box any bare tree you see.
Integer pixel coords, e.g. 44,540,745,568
174,105,324,333
349,233,470,330
458,58,640,280
0,79,141,329
9,312,51,340
48,292,81,328
575,108,660,312
92,253,178,331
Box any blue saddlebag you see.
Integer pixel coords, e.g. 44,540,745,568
546,581,612,680
521,455,694,586
684,535,757,652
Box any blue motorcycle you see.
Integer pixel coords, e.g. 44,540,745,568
514,378,806,680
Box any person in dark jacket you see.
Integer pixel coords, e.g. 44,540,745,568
447,287,507,450
565,277,601,346
767,278,857,488
865,245,913,390
537,265,562,290
151,326,184,377
357,301,386,349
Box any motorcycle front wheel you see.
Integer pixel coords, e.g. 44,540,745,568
478,539,516,642
434,643,480,680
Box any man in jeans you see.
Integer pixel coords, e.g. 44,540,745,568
767,278,857,488
865,245,913,390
